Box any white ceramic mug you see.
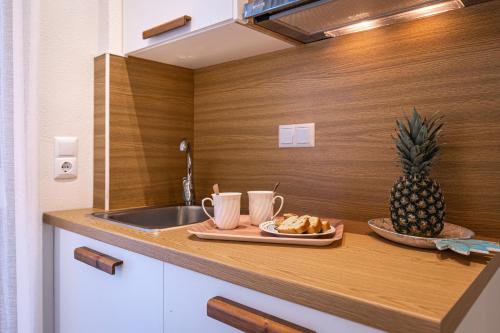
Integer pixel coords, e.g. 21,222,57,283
248,191,284,226
202,192,241,230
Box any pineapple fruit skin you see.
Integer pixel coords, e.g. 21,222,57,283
389,174,445,237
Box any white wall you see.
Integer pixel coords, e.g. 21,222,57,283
39,0,97,211
39,1,121,332
99,0,123,56
39,0,122,210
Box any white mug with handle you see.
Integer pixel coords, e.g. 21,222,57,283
202,192,241,230
248,191,284,226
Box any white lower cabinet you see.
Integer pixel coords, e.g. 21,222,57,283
52,228,500,333
54,228,164,333
163,262,382,333
54,228,380,333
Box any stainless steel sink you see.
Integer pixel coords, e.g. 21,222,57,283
92,205,213,232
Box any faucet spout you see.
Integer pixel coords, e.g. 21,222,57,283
179,139,194,205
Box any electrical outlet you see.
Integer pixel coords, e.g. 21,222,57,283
54,157,77,179
54,136,78,180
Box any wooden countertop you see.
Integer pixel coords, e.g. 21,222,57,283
43,209,499,333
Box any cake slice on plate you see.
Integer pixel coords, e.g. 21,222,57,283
278,215,310,234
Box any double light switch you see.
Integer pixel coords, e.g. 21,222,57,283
54,136,78,179
279,123,315,148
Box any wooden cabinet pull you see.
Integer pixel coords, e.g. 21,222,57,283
207,296,315,333
74,247,123,275
142,15,191,39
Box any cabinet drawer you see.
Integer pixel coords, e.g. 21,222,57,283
164,262,383,333
54,228,163,333
123,0,235,54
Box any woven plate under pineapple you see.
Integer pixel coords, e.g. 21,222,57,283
259,221,336,238
368,218,475,249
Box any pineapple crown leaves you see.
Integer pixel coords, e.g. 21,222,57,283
393,107,443,176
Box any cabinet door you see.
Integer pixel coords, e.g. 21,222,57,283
54,228,163,333
123,0,235,54
164,262,383,333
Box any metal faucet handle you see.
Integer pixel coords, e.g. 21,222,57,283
180,139,194,206
182,177,194,205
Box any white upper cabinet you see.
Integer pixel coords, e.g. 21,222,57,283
123,0,235,53
123,0,293,69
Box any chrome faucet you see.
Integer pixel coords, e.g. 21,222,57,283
179,138,194,206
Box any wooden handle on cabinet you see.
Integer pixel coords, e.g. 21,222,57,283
207,296,315,333
74,247,123,275
142,15,191,39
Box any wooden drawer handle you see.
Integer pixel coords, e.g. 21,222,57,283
142,15,191,39
74,247,123,275
207,296,315,333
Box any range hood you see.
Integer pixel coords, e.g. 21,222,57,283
243,0,468,43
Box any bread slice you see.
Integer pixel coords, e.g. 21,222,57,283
321,220,331,233
277,215,298,233
277,213,298,226
278,215,309,234
292,215,310,234
307,216,322,234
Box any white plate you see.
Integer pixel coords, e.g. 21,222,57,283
259,221,336,238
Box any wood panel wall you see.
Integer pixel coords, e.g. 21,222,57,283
193,0,500,237
94,55,194,209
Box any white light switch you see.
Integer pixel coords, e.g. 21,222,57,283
279,125,295,147
54,137,78,180
295,123,315,147
54,136,78,157
278,123,315,148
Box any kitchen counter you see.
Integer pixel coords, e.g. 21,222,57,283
43,208,499,333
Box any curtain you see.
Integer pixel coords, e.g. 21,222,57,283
0,0,41,332
0,0,18,331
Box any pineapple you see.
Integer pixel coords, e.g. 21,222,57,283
389,108,445,237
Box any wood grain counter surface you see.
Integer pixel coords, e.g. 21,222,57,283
43,208,499,333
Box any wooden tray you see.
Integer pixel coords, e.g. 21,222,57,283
188,215,344,246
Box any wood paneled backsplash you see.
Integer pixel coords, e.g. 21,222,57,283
193,0,500,237
94,55,194,209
